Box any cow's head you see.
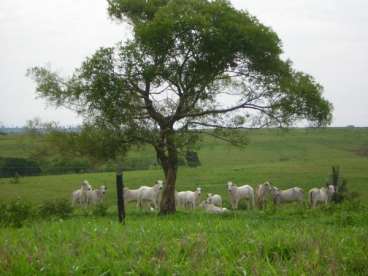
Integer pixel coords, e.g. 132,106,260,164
156,180,164,190
82,180,92,191
227,181,234,192
327,185,335,194
263,181,272,191
100,185,108,194
270,185,279,195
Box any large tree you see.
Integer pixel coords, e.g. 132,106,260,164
28,0,332,214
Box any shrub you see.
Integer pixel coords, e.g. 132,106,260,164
327,166,351,203
0,157,41,178
0,199,33,227
38,199,73,219
186,151,201,167
40,158,91,175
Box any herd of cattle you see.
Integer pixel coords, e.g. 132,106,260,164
72,179,336,214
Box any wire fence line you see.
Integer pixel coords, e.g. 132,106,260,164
0,166,273,189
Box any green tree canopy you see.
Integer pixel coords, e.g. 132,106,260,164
28,0,332,214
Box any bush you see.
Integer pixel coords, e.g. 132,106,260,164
0,157,41,178
0,199,33,227
38,199,73,219
327,166,351,203
186,151,201,167
40,158,91,175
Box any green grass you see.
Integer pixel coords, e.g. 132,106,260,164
1,128,368,274
1,206,367,275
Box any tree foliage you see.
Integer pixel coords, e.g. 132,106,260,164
28,0,332,214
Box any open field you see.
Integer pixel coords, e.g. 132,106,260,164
0,128,368,274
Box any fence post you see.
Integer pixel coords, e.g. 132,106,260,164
116,165,125,224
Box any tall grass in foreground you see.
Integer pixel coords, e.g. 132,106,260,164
0,202,367,275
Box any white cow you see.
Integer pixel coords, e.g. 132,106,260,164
123,187,141,208
72,180,92,207
87,185,108,205
205,193,222,207
271,186,304,205
175,187,202,209
227,181,255,209
308,185,335,208
137,180,164,209
200,202,229,214
255,181,272,209
175,190,185,208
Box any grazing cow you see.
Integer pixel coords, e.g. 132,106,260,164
200,202,229,214
205,193,222,207
87,185,108,205
137,180,164,209
308,185,335,208
227,181,255,209
175,187,202,209
72,180,92,207
271,186,304,205
255,181,272,209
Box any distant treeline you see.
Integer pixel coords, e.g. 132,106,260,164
0,127,80,134
0,151,201,178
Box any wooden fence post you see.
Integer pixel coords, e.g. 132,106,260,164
116,165,125,224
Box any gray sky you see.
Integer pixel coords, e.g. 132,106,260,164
1,0,367,127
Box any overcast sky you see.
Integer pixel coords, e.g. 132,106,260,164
0,0,367,127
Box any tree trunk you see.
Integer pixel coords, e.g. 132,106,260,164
159,164,177,215
157,129,178,215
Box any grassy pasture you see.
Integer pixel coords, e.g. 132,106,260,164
0,128,368,274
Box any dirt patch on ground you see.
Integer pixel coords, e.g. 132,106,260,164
354,147,368,157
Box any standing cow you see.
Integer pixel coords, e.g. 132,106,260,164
227,181,255,209
72,180,92,207
271,186,304,205
255,181,272,209
308,185,335,208
137,180,164,209
175,187,202,209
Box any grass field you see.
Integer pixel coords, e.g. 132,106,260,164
0,128,368,274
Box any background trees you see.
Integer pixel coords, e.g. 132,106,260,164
28,0,332,214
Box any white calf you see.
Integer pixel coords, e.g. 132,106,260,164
72,180,92,207
308,185,335,208
271,186,304,205
205,193,222,207
255,181,272,209
175,187,202,209
87,185,108,205
137,180,164,209
201,202,229,214
227,181,255,209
